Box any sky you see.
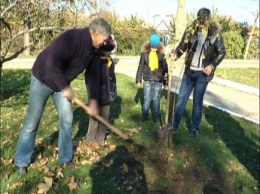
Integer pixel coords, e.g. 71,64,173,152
109,0,259,25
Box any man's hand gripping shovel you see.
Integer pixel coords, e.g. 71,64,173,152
72,96,129,140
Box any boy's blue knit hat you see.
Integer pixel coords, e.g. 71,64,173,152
149,34,160,48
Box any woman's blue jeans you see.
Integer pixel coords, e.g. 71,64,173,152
173,70,208,130
14,74,73,167
142,81,162,122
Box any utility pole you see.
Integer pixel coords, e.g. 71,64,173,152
243,10,259,60
174,0,186,47
212,0,215,18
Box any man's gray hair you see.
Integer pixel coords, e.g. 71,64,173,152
89,18,112,36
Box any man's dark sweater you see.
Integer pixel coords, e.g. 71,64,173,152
32,28,100,99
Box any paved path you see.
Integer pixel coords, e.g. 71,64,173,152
3,57,259,124
113,57,259,124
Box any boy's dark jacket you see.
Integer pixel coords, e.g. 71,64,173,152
136,42,168,84
32,28,100,99
86,55,117,105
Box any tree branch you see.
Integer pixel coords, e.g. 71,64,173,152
11,26,70,40
2,42,34,63
0,0,20,18
0,18,11,34
1,26,70,64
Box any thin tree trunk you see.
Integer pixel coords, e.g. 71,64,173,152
244,11,259,60
174,0,186,47
23,26,30,56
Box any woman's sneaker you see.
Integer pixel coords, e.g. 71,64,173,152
188,128,199,138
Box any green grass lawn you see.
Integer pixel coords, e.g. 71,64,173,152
1,70,259,194
215,68,259,88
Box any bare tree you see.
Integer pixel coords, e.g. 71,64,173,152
0,0,66,71
0,0,112,73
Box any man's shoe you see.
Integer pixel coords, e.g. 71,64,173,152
167,125,177,132
62,161,75,169
15,166,27,176
141,118,147,123
153,117,160,123
105,129,111,135
188,129,199,138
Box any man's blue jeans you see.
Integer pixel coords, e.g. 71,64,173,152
142,81,162,122
173,70,208,130
14,74,73,167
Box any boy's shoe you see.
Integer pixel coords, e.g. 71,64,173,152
100,143,111,150
188,129,199,138
105,129,111,135
15,166,27,176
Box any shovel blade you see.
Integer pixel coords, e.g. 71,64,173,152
158,126,166,139
157,126,174,147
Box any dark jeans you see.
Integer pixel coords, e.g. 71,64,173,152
173,70,208,130
142,81,163,122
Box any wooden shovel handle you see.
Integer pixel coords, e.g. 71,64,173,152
73,97,129,140
164,60,173,129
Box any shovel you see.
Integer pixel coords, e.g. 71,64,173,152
157,59,174,145
164,55,186,145
73,96,129,140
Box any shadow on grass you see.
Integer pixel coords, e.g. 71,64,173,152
112,81,231,193
204,106,260,182
0,70,31,104
2,71,259,193
134,88,144,106
89,145,148,194
73,106,89,139
110,95,122,125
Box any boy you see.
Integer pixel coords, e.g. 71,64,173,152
86,35,117,148
136,34,168,123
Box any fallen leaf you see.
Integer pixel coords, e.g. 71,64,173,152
43,166,50,174
1,158,13,165
70,175,75,182
124,128,139,133
81,160,90,165
123,163,129,173
44,177,53,187
37,183,50,194
38,158,49,167
68,182,78,191
68,176,78,191
109,144,117,151
57,170,64,178
12,182,24,188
